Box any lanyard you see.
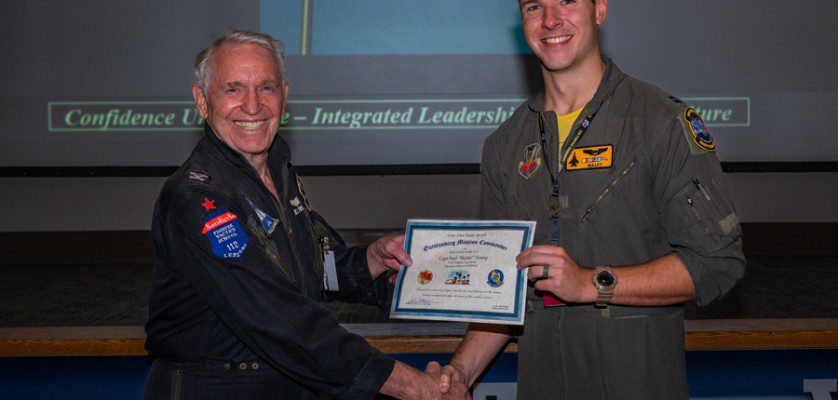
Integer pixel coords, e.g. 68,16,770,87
538,109,600,246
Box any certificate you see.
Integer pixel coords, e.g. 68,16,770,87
390,219,536,325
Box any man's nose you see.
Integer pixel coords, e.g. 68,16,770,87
542,7,563,30
242,89,260,114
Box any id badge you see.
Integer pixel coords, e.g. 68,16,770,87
321,237,339,292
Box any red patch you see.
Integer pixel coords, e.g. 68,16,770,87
201,198,216,211
520,161,538,174
201,212,237,234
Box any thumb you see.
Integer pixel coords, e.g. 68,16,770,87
425,361,441,376
439,371,451,393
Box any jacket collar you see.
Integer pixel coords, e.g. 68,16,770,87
526,56,626,117
200,122,291,171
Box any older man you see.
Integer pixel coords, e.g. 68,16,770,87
143,30,467,400
438,1,745,399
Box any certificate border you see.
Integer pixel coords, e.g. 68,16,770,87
390,219,536,325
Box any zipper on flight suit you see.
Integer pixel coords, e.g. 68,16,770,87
272,164,319,295
686,196,713,237
245,164,307,292
580,159,637,222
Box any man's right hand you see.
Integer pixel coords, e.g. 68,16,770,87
425,362,471,399
380,361,470,399
432,362,469,395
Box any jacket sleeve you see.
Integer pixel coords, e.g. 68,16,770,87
309,211,390,308
480,135,510,220
650,109,746,306
160,186,394,399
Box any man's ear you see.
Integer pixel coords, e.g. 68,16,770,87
279,83,290,114
192,85,209,119
595,0,608,26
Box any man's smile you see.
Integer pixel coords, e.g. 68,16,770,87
233,120,267,130
543,35,572,45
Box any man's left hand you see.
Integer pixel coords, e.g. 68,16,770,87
516,245,596,303
367,234,412,280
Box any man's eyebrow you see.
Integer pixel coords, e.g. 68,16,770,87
224,81,279,87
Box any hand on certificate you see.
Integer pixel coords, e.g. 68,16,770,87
366,234,413,282
516,245,597,303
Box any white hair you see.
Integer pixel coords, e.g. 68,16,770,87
193,29,287,94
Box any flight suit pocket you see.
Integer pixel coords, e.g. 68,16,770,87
667,179,739,253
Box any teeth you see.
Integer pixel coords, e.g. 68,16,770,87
235,120,266,130
545,35,571,44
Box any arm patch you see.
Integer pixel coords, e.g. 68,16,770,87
680,107,716,154
201,205,249,259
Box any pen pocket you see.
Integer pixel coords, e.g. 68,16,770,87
669,180,739,253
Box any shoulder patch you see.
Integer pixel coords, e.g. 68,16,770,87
668,95,685,105
201,208,248,259
188,171,212,185
681,107,716,154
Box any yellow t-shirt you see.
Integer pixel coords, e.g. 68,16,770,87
557,106,585,154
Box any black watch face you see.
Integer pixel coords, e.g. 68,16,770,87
596,271,615,287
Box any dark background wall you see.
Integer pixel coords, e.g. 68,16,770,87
1,0,836,232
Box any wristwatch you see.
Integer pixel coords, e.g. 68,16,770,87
592,266,617,308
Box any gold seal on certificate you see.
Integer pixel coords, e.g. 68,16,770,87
390,219,536,325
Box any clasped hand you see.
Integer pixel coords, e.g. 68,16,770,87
422,362,471,400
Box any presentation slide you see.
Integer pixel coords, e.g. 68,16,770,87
2,0,835,167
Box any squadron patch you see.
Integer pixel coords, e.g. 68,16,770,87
566,145,613,171
202,208,249,259
682,108,716,153
487,269,505,288
518,143,543,179
247,201,279,236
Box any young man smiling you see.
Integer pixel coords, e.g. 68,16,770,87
438,1,744,398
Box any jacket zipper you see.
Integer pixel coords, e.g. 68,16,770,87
267,168,310,295
580,159,637,221
244,167,305,291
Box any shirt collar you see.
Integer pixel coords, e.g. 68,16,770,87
526,56,626,117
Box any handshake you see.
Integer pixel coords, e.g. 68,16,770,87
381,360,472,400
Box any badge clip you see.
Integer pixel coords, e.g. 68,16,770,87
320,237,339,292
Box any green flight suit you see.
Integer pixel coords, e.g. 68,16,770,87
480,58,745,399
